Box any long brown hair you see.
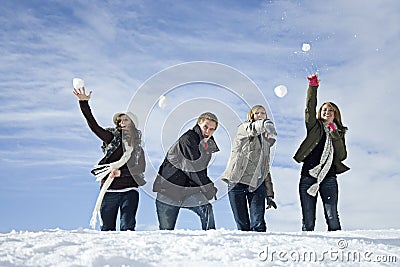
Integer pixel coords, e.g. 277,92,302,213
120,114,142,148
317,101,348,132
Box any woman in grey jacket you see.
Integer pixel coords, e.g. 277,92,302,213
222,105,277,232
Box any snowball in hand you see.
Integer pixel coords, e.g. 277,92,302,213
302,43,311,52
73,78,85,89
158,95,168,109
274,85,288,98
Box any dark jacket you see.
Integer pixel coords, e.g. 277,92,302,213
293,86,350,174
79,100,146,189
153,124,219,201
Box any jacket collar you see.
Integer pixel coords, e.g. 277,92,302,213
193,124,220,153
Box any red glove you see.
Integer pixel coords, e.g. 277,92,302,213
328,123,337,131
307,74,319,87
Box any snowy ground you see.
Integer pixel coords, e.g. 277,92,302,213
1,229,399,267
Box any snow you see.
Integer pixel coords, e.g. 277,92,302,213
302,43,311,52
1,229,399,266
274,85,288,98
72,78,84,89
158,95,168,109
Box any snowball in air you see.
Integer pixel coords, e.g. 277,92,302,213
73,78,85,89
274,85,288,98
302,43,311,52
158,95,168,109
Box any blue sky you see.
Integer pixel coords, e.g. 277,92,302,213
1,0,399,232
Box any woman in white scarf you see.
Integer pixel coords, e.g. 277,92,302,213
294,73,349,231
73,87,146,231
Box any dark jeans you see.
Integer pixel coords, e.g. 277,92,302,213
299,175,341,231
228,183,266,232
100,190,139,231
156,193,216,230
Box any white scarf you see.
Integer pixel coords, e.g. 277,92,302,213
89,140,133,229
307,125,334,196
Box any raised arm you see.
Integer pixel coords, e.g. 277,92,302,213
305,74,320,130
73,87,113,144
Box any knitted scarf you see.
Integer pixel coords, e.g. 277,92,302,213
89,140,133,229
99,128,121,164
307,125,334,196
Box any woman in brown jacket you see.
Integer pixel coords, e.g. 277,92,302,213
294,73,349,231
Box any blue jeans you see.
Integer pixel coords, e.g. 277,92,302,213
299,175,341,231
228,183,267,232
156,193,216,230
100,190,139,231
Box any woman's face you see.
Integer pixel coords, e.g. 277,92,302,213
119,115,132,129
320,104,335,124
253,108,267,121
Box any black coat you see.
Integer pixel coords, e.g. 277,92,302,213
153,124,219,200
79,100,146,189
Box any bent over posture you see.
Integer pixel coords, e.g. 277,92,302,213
153,112,219,230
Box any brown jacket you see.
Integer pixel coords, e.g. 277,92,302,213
293,86,350,174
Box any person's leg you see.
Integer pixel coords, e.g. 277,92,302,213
183,192,216,230
228,183,251,231
319,177,341,231
119,190,139,231
187,204,216,230
248,184,266,232
155,194,180,230
100,192,119,231
299,176,318,231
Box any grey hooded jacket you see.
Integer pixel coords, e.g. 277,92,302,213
221,119,276,197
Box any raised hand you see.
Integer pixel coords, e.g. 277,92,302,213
73,87,92,101
307,73,320,87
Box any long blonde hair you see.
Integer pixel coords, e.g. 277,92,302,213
247,105,267,121
317,101,348,132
